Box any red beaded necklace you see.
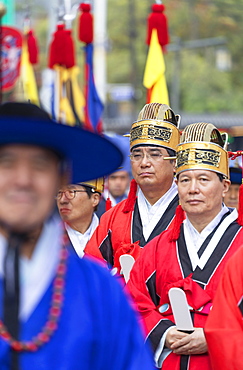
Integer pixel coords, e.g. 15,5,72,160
0,233,69,352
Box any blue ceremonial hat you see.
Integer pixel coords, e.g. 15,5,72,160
0,102,123,183
229,158,242,185
230,168,241,184
229,167,242,185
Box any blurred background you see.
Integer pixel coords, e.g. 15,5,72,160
2,0,243,150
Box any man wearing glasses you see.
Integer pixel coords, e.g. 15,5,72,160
56,179,103,258
85,102,180,275
127,122,243,370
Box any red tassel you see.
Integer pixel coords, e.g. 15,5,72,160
237,183,243,226
106,197,112,211
146,4,169,50
48,24,67,68
169,205,185,242
26,29,39,64
64,29,76,68
48,24,75,69
78,3,93,44
123,179,138,213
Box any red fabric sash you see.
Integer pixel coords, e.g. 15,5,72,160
113,241,140,273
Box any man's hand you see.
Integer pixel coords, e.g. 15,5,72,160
165,327,189,348
166,327,208,355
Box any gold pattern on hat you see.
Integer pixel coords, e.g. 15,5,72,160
78,178,104,194
129,103,180,151
176,122,229,178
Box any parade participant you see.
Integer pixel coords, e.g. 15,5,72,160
96,133,131,218
224,159,242,210
127,122,243,370
85,102,180,274
57,178,103,258
0,102,155,370
106,169,130,203
97,170,131,218
204,245,243,369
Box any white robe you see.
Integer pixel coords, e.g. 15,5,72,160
137,181,178,241
65,213,99,258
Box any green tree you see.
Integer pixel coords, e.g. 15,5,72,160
107,0,243,113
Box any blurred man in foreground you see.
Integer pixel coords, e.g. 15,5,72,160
0,102,154,370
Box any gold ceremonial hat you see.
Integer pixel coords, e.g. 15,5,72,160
78,178,104,194
176,122,229,178
127,103,180,151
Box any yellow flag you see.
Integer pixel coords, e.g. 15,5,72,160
67,66,85,123
54,65,76,126
143,29,169,105
20,39,40,106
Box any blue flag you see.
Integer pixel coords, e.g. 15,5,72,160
84,43,104,133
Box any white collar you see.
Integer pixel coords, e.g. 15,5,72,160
137,181,178,241
183,206,238,270
65,213,99,258
184,205,229,249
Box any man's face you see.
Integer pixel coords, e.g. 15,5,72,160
224,184,240,209
57,184,100,228
0,144,61,233
176,170,230,223
131,146,175,193
108,170,130,198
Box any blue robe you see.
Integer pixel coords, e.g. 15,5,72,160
0,250,155,369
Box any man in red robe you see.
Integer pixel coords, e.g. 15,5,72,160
85,102,181,274
205,245,243,369
127,122,243,369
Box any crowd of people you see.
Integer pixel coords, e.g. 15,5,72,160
0,100,242,369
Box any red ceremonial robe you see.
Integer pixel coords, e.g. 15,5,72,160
85,192,179,273
127,213,243,370
205,245,243,370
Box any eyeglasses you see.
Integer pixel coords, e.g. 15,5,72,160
129,150,168,163
55,189,87,200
